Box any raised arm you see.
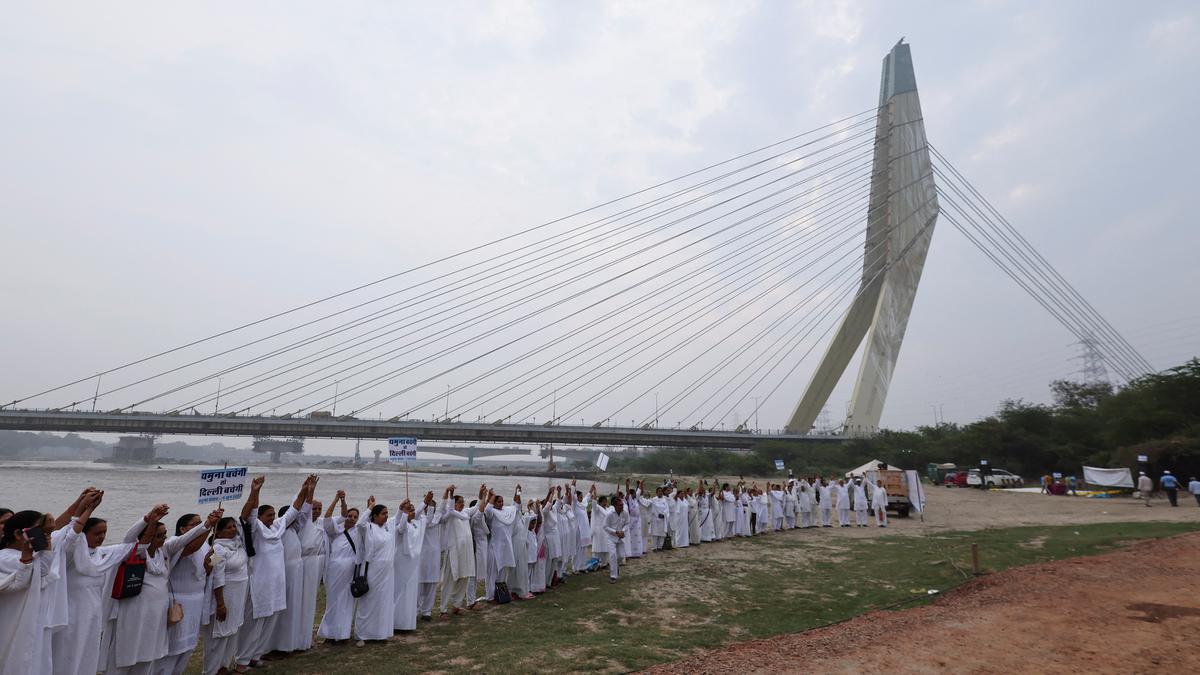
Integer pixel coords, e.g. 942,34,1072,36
166,509,222,557
241,476,265,522
54,487,93,530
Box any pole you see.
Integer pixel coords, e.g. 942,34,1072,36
91,375,102,413
218,461,227,510
332,381,340,416
214,378,222,415
405,459,410,501
971,542,981,576
444,385,450,420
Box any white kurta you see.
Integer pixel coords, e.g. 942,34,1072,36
626,497,645,555
469,509,489,585
393,512,425,631
354,517,398,641
590,503,612,555
0,549,42,675
165,540,210,658
246,503,302,619
298,514,327,651
540,501,560,561
317,517,357,640
721,491,737,526
485,504,517,571
270,514,309,652
209,536,249,639
673,498,690,547
110,522,208,669
441,507,475,580
698,494,714,542
872,487,889,510
52,533,134,675
416,505,443,585
647,496,670,537
510,511,531,596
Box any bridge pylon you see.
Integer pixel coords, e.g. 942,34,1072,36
785,40,939,437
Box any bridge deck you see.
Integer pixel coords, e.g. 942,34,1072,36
0,410,841,449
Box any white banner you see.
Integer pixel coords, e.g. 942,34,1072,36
388,437,418,463
774,459,785,471
1083,466,1134,488
595,452,610,472
198,466,248,504
905,469,925,513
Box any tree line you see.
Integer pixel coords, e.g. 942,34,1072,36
609,358,1200,480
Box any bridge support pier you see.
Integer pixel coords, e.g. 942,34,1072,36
786,40,939,437
111,436,155,463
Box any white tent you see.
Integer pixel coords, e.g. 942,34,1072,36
846,460,901,477
1082,466,1134,488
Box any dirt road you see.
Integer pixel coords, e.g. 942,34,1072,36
647,530,1200,674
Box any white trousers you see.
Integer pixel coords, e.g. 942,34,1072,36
203,626,237,675
875,507,888,526
784,514,796,529
820,508,832,526
837,508,850,526
854,508,869,526
235,612,278,666
154,648,192,675
651,535,664,551
800,511,814,528
418,582,438,617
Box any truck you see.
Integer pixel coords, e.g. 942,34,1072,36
863,468,916,517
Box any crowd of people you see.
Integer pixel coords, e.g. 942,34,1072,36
0,472,892,675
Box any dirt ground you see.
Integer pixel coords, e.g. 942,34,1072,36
817,483,1199,536
647,525,1200,674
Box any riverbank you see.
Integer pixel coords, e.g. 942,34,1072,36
182,485,1200,673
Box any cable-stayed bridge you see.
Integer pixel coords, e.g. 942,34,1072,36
0,42,1152,452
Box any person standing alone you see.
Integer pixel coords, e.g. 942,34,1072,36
1188,476,1200,507
1160,471,1180,507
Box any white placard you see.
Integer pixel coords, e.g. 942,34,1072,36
388,437,418,463
774,459,785,471
979,459,989,466
1136,454,1149,463
595,452,610,472
198,466,248,504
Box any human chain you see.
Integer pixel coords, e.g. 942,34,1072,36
0,473,891,674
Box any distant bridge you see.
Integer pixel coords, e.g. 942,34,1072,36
0,410,840,450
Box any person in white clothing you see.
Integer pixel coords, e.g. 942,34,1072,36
438,486,476,615
834,480,851,527
539,487,561,586
415,491,444,620
484,489,518,599
851,479,869,527
204,515,250,675
872,480,890,527
158,512,213,675
797,482,815,528
111,503,220,675
234,474,313,670
354,495,402,643
1,510,54,675
392,498,425,632
467,487,490,605
782,483,797,530
268,487,313,657
316,491,358,643
526,500,546,594
817,479,833,527
296,497,327,651
624,481,646,556
769,485,786,531
52,490,137,675
603,496,630,583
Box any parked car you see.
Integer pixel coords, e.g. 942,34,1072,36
984,469,1023,488
943,471,967,488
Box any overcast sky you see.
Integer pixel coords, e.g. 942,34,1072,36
3,1,1198,455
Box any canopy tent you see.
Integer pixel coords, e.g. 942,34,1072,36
1082,466,1134,488
846,460,901,477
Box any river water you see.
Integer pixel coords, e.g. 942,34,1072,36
0,460,616,531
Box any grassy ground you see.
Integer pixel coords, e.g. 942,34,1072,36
189,521,1198,674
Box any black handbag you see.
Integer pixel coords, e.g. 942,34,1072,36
351,562,370,598
494,581,512,604
662,532,673,551
111,548,147,599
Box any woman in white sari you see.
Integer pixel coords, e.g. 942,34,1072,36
51,491,135,675
0,510,53,675
317,491,359,643
109,504,219,675
158,512,212,675
204,515,249,675
353,497,399,644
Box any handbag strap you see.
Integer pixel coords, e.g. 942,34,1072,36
343,529,357,555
